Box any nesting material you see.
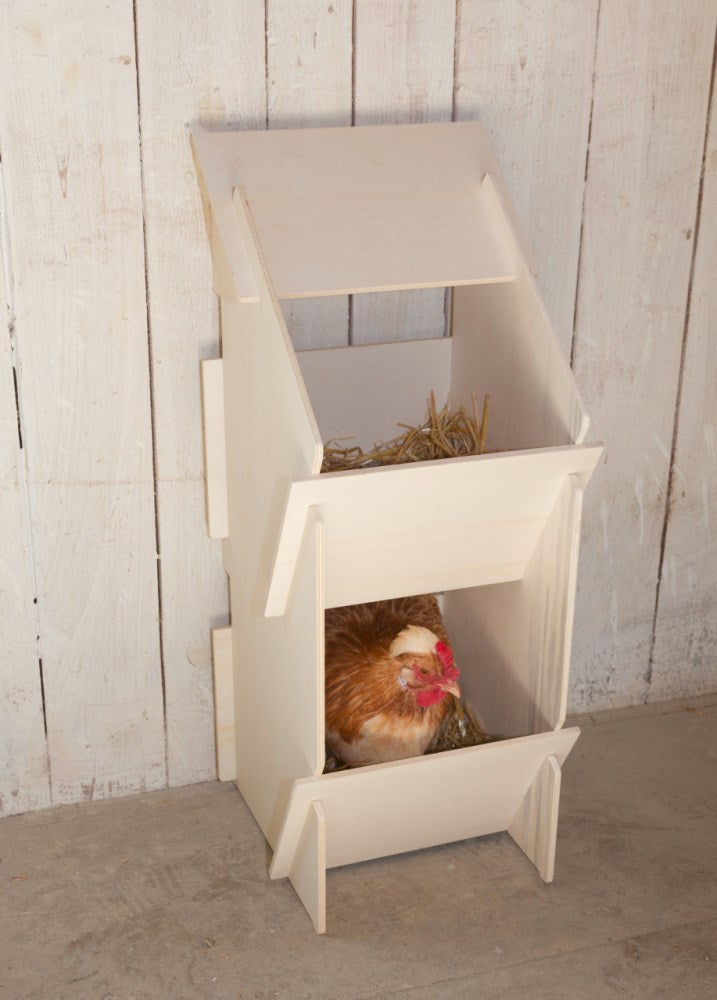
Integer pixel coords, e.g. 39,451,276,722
424,696,501,754
323,697,499,772
321,392,490,473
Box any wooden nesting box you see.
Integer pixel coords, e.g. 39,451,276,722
193,122,602,933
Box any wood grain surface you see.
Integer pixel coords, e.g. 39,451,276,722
268,0,353,350
0,164,50,816
650,66,717,702
0,0,715,814
352,0,456,344
134,0,265,786
0,1,165,806
454,0,599,355
570,0,717,709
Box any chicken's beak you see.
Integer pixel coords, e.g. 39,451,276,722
440,679,461,699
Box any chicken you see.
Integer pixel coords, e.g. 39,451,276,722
324,595,461,767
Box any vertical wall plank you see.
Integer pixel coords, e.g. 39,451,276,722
650,65,717,701
454,0,598,356
0,170,50,816
135,1,266,787
0,2,166,803
569,0,717,711
352,0,456,344
268,0,353,350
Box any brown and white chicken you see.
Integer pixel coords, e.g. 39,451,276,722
325,595,461,767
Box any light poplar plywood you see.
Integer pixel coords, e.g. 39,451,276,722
0,180,50,817
191,123,514,301
0,1,166,803
443,475,586,738
270,729,580,878
266,447,601,618
508,754,562,883
267,0,353,351
454,0,599,355
200,359,229,540
452,174,589,453
569,0,717,711
650,80,717,701
352,0,457,343
134,0,265,785
288,800,327,935
296,337,452,451
211,626,234,781
220,189,323,844
201,118,599,932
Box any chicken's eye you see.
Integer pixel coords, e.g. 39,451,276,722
419,667,429,676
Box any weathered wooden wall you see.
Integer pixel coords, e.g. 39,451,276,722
1,0,715,816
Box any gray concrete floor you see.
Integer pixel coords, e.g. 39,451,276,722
1,696,716,1000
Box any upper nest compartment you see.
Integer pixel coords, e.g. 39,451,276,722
192,122,600,618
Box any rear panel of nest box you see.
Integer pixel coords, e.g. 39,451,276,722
193,121,602,933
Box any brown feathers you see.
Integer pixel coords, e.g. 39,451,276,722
324,595,459,766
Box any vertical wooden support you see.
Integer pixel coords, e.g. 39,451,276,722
200,359,229,540
508,754,562,883
288,801,327,934
211,626,234,781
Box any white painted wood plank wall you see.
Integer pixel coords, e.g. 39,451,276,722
134,1,266,788
650,59,717,702
570,0,717,708
0,0,715,816
0,2,166,811
0,159,50,815
269,0,353,350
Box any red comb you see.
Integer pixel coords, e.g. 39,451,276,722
435,640,454,670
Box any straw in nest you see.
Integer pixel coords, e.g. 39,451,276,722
424,696,502,754
321,391,490,473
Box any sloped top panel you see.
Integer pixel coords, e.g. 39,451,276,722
192,122,515,300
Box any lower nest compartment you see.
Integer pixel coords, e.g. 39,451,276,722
324,695,501,772
321,580,560,774
270,726,581,878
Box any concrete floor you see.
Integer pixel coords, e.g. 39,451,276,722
1,696,716,1000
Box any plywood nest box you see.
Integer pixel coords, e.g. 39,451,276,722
193,122,602,933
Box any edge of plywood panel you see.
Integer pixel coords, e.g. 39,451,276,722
270,727,580,878
265,444,602,617
192,123,516,299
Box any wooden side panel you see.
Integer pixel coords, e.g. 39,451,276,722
650,80,717,701
454,0,598,354
352,0,456,342
282,508,325,779
296,338,452,451
0,172,50,817
288,800,327,935
211,625,235,782
0,2,166,803
267,448,602,618
200,359,229,540
268,0,353,350
271,728,579,877
569,0,717,711
221,190,323,843
135,0,265,785
443,475,585,738
508,754,562,883
452,175,589,454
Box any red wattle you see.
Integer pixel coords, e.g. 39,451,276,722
416,687,447,708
